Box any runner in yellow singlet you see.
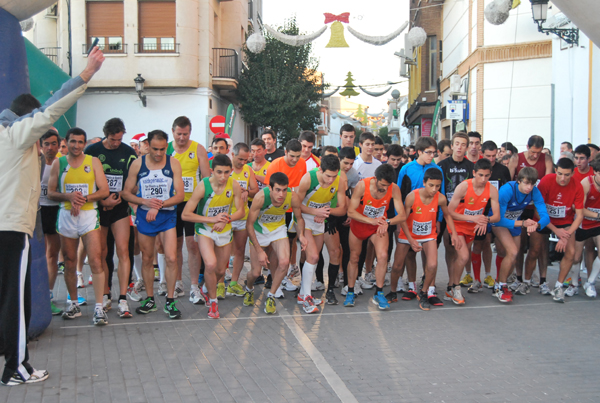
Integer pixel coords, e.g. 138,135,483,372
47,128,110,326
181,154,244,319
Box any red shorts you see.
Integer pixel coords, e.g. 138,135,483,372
350,220,378,241
456,232,475,245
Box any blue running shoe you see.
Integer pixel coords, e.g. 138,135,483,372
372,291,390,310
343,292,356,307
67,293,87,306
198,273,204,285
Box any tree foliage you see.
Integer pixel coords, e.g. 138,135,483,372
237,18,324,146
378,126,392,144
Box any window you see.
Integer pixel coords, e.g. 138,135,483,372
428,36,437,90
138,1,176,53
86,1,124,53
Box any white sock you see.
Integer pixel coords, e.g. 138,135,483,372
301,262,317,297
133,253,143,280
428,286,435,297
266,269,271,276
268,292,275,298
158,253,166,283
555,280,562,288
202,283,208,293
209,298,218,304
95,303,102,309
409,282,416,291
588,257,600,285
524,278,531,284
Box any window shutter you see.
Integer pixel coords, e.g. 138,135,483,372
86,1,124,39
139,1,176,39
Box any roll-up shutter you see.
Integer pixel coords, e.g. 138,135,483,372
139,1,176,39
86,1,124,40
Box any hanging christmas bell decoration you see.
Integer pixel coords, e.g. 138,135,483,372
324,13,350,48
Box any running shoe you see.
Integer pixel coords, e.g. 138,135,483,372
265,274,273,289
551,285,565,303
264,296,277,314
164,301,181,319
385,291,398,303
418,292,430,311
102,294,112,311
62,303,81,320
509,280,521,292
154,267,160,281
135,298,157,314
189,287,204,304
228,256,234,268
364,271,376,284
396,278,406,293
1,368,49,386
296,294,322,305
274,286,285,299
383,273,391,287
325,289,338,305
311,280,325,291
243,290,255,306
93,306,108,326
444,287,454,301
199,287,210,307
88,275,93,285
216,283,226,300
515,282,531,295
127,282,142,302
66,293,87,306
428,293,444,306
459,273,473,287
565,285,579,297
198,273,204,285
401,290,418,301
335,272,343,287
494,285,512,303
281,277,298,291
507,273,517,283
50,301,63,316
208,302,220,319
341,285,348,296
354,280,364,295
135,277,146,291
226,283,245,297
452,286,465,305
531,273,540,288
539,282,552,295
358,277,374,290
468,280,482,293
175,280,185,297
302,295,319,314
288,264,300,278
224,268,232,282
57,261,65,275
118,300,133,318
584,282,597,298
372,291,390,310
483,275,495,289
158,282,168,296
76,272,84,288
253,275,265,285
343,292,356,307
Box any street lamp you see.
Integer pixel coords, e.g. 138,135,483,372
134,74,147,107
530,0,578,46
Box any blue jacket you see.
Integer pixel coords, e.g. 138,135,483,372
493,181,550,229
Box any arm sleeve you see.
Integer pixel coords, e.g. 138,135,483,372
532,187,550,229
495,185,516,229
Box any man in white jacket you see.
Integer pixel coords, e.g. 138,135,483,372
0,48,104,386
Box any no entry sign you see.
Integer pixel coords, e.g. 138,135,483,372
209,115,226,134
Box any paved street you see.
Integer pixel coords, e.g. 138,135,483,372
2,244,600,403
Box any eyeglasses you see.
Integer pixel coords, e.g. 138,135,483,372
423,151,435,156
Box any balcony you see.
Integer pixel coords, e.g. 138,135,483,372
212,48,239,91
39,47,60,65
82,43,127,55
134,43,180,54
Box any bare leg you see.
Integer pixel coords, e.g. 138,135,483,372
45,234,61,290
82,230,106,305
231,229,248,283
369,232,389,289
110,217,131,296
158,228,179,298
186,234,201,286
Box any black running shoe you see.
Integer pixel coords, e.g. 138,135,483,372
385,291,398,303
254,275,265,285
264,274,273,289
135,298,157,314
428,293,444,306
164,301,182,319
401,290,418,301
418,292,430,311
326,289,338,305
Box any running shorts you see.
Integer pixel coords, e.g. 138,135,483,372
176,201,195,238
99,201,130,227
135,208,177,237
252,225,288,248
41,205,59,235
195,227,233,247
57,209,100,239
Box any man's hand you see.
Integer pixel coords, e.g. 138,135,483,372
70,205,80,217
213,221,226,232
555,238,567,253
474,223,488,236
101,193,121,208
409,239,422,252
69,191,86,207
298,234,308,251
343,217,351,226
257,249,270,267
314,216,325,224
80,47,105,83
144,198,163,210
213,212,230,224
315,207,331,220
473,215,489,226
555,228,570,241
241,190,249,203
146,208,158,222
526,222,538,235
376,218,388,236
451,232,462,250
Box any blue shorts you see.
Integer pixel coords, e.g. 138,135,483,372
135,208,177,237
492,224,521,238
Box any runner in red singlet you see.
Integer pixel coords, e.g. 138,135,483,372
526,158,584,302
447,159,500,305
346,164,406,309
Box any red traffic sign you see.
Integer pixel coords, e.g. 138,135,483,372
209,115,226,134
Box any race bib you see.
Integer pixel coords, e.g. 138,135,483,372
363,205,386,219
490,180,499,190
260,213,284,224
105,174,123,192
142,183,169,201
504,209,523,221
546,204,566,218
308,201,331,209
182,177,194,193
464,208,483,223
586,207,600,221
65,183,89,196
40,184,49,203
237,180,248,189
207,205,230,217
412,220,432,236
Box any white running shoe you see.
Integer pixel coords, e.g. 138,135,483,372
311,280,325,291
341,285,348,296
158,282,168,296
174,280,185,297
134,278,145,292
287,264,300,278
118,300,132,318
189,287,204,304
224,268,232,282
281,277,298,291
274,286,285,299
539,282,552,295
565,285,579,297
76,272,84,288
354,280,363,295
127,283,142,302
584,282,597,298
364,271,376,284
358,277,374,290
88,275,93,285
102,294,112,312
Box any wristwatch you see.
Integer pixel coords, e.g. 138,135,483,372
84,196,88,203
386,219,390,224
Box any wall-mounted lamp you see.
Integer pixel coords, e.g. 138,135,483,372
531,0,579,46
134,74,147,107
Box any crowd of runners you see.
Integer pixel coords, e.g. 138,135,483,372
40,120,600,324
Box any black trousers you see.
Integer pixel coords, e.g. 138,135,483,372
0,231,33,383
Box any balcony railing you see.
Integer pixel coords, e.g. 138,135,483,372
134,43,180,54
39,47,60,64
213,48,239,80
82,43,127,54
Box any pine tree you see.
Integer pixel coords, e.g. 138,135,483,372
339,72,360,97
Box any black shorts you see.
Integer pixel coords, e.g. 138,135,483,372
286,212,295,239
41,205,59,235
176,201,196,238
99,201,130,227
437,218,447,246
576,226,600,242
538,223,570,235
521,208,535,220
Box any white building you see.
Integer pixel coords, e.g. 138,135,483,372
24,0,262,147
